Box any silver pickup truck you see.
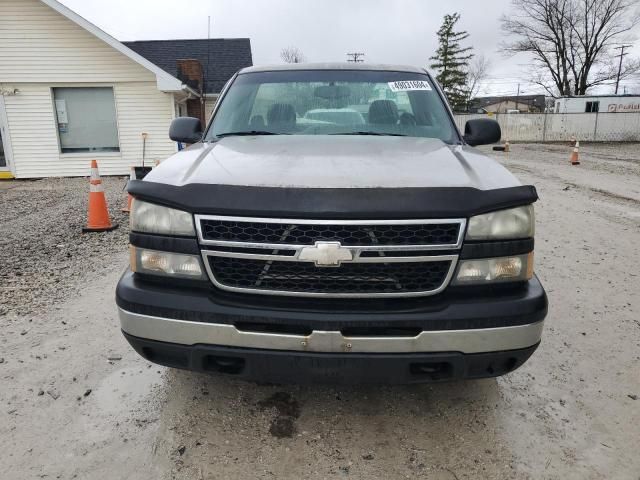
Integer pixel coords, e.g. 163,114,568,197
117,63,547,383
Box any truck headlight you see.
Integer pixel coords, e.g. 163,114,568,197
130,199,195,236
466,205,534,240
452,253,533,285
130,247,205,279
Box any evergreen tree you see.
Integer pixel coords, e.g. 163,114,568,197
430,13,474,110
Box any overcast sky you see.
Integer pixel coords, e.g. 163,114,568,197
58,0,639,96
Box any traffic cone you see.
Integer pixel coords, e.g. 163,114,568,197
121,166,135,213
570,141,580,165
83,160,118,232
122,192,133,214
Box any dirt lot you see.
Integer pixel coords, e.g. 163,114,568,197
1,143,639,480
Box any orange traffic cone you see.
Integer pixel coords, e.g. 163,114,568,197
122,193,133,213
570,141,580,165
83,160,118,232
121,166,135,213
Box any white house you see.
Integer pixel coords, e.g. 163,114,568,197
0,0,252,179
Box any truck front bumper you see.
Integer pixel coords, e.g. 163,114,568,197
116,270,547,383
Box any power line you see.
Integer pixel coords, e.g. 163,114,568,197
346,52,365,63
476,87,549,96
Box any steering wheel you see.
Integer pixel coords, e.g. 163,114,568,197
399,112,417,126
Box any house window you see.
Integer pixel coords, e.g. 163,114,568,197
53,87,120,153
585,101,600,113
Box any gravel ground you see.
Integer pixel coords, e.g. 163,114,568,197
0,143,639,480
0,176,129,316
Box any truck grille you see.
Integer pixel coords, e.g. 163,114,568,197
208,257,452,295
196,215,465,298
199,219,461,246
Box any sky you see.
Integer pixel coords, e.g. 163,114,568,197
58,0,640,97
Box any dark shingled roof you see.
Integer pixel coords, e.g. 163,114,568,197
123,38,252,93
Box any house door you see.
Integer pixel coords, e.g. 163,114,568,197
0,95,13,176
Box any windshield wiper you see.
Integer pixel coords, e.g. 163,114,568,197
215,130,285,138
330,131,408,137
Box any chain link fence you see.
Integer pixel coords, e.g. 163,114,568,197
453,112,640,142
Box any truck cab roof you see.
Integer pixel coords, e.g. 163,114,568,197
238,63,427,75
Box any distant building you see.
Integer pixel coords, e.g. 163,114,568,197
469,95,546,113
553,95,640,113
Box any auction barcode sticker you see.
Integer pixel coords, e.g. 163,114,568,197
388,80,432,92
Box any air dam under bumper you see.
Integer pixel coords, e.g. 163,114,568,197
122,330,540,384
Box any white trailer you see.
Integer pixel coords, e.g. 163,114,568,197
554,95,640,113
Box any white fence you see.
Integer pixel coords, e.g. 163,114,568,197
453,112,640,142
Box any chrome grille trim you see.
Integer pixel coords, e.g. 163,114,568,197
195,215,467,251
196,215,466,298
203,249,458,264
202,252,459,298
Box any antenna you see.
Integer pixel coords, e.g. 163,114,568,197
207,16,212,75
200,16,211,121
346,52,365,63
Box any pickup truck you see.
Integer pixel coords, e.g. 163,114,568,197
117,63,547,384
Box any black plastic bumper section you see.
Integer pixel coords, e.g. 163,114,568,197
123,332,539,384
116,270,547,332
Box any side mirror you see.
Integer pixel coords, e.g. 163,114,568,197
463,118,501,146
169,117,202,144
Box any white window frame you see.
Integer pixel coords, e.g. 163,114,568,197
0,95,15,174
50,85,122,157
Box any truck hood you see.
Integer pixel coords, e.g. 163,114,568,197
145,136,521,190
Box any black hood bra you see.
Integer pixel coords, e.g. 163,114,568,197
127,180,538,219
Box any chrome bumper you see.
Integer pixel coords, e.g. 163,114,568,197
118,308,544,354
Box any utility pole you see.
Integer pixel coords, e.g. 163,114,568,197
202,16,211,126
515,83,520,111
614,45,631,95
346,52,365,63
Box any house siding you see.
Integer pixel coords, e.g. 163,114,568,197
0,0,179,178
3,83,176,178
0,0,154,83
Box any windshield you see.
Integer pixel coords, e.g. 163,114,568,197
205,70,459,143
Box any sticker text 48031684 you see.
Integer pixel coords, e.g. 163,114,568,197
388,80,432,92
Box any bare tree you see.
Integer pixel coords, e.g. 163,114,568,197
501,0,640,96
280,46,306,64
465,54,491,102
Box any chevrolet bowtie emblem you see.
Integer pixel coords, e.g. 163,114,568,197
298,241,353,267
